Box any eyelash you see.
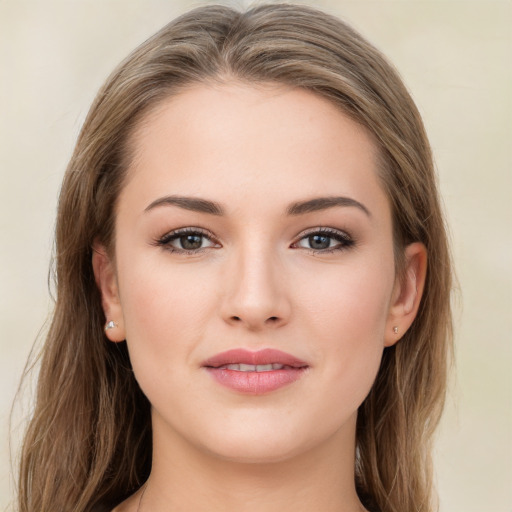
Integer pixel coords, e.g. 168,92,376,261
154,227,355,255
154,227,218,255
292,227,355,254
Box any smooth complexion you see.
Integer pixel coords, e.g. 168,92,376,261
94,83,426,512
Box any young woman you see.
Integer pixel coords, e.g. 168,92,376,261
17,4,453,512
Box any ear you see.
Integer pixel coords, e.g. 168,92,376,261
384,242,427,347
92,242,126,342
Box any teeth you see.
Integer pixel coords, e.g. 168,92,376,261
222,363,285,372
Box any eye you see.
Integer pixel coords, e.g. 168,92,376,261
293,228,354,253
155,228,219,254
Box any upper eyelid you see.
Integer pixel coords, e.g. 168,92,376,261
293,227,352,240
160,226,216,239
297,227,349,235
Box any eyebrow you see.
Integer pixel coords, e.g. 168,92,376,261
144,195,225,215
286,196,371,217
144,195,370,217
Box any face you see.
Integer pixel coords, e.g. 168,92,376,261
96,83,420,464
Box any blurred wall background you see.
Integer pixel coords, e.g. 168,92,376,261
1,0,510,510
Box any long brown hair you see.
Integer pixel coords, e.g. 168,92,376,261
17,4,453,511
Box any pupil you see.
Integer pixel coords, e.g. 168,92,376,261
310,234,330,249
181,234,202,250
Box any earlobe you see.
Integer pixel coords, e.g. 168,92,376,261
384,242,427,347
92,242,126,342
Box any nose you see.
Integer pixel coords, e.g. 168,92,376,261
220,243,291,331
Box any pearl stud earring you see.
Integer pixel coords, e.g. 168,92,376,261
104,320,118,332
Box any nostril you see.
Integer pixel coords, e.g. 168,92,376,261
227,314,285,327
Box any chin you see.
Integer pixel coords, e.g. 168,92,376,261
192,413,347,466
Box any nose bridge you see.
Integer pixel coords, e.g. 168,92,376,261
221,232,290,329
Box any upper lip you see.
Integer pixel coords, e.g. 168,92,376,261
202,348,308,368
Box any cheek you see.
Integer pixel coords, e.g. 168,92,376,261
299,253,394,343
297,255,394,403
115,253,220,376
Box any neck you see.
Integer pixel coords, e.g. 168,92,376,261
140,412,366,512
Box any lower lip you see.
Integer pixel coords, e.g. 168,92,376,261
205,367,307,395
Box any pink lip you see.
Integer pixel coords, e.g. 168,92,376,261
202,349,309,395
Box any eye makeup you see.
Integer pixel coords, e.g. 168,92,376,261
153,227,220,255
152,225,355,256
291,227,355,254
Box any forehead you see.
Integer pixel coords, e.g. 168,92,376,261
121,82,389,219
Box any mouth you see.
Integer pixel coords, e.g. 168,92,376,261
214,363,295,372
202,348,309,395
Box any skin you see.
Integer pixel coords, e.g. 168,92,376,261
93,83,426,512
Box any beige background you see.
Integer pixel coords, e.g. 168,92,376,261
1,0,510,510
